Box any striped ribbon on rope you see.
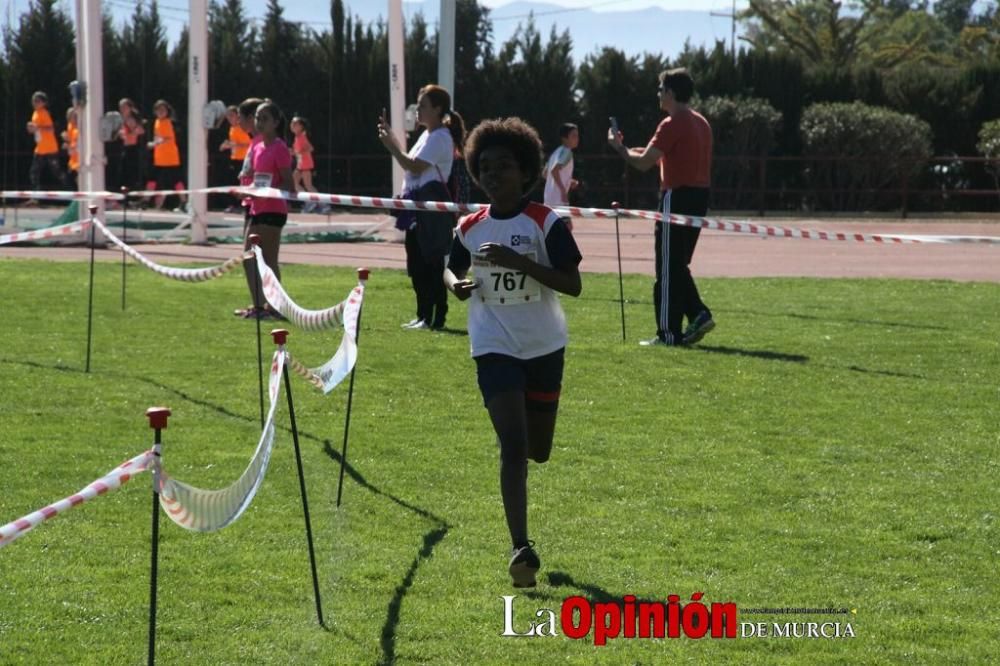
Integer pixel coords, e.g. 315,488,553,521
0,190,124,202
0,220,92,246
92,217,250,282
5,187,999,245
155,350,284,532
252,247,366,394
287,355,325,391
223,186,1000,246
285,282,363,394
0,450,155,549
251,245,347,330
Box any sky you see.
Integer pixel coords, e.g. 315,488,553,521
480,0,732,9
4,0,991,48
475,0,734,10
5,0,993,25
4,0,744,32
2,0,748,63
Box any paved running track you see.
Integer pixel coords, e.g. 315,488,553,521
2,212,998,282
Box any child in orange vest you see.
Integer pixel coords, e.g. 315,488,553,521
24,91,67,204
61,107,79,189
147,99,188,211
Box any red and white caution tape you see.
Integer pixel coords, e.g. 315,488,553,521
252,246,366,393
6,186,999,245
287,355,326,391
629,210,1000,245
252,244,354,330
230,186,1000,245
0,189,125,202
0,450,155,549
156,350,284,532
92,217,250,282
285,282,364,394
0,220,92,246
2,350,306,541
221,185,484,215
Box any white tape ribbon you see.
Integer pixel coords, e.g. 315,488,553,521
155,350,285,532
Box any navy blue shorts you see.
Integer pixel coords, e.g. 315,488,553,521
474,348,565,412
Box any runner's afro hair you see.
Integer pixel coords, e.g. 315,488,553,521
464,117,544,193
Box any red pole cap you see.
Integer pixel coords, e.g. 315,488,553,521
270,329,289,345
611,201,622,209
120,186,129,194
248,233,261,246
88,204,98,216
145,407,171,430
357,268,370,281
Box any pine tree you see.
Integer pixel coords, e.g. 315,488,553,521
5,0,76,117
208,0,258,105
118,1,175,114
257,0,301,105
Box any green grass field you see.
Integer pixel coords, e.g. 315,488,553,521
1,257,997,664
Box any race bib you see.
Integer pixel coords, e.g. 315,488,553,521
253,173,273,188
472,252,542,305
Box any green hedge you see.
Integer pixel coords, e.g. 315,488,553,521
977,119,1000,180
800,102,932,211
698,95,782,209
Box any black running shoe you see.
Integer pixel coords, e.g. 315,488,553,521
683,310,716,345
509,542,540,588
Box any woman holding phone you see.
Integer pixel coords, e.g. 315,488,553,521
378,84,466,331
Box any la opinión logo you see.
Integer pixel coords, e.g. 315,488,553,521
501,595,858,643
501,592,737,644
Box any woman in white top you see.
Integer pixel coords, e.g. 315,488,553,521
378,84,467,330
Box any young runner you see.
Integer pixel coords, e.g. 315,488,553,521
444,117,583,587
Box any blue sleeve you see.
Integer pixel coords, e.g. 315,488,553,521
447,232,471,274
545,217,582,271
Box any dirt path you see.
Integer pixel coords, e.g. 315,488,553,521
2,213,998,282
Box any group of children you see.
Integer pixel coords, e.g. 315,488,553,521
23,92,187,210
22,91,326,215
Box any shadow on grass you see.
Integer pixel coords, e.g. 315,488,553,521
727,308,949,332
842,364,926,380
545,571,662,607
686,345,925,379
574,300,949,333
428,326,468,337
377,525,449,666
320,441,447,525
3,358,452,518
691,344,809,363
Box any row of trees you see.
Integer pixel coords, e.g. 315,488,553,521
1,0,998,210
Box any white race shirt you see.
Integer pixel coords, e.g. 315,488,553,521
451,202,581,359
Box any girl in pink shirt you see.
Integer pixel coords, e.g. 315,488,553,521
236,100,293,320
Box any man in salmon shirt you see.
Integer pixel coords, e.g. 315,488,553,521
24,91,67,205
608,68,716,347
